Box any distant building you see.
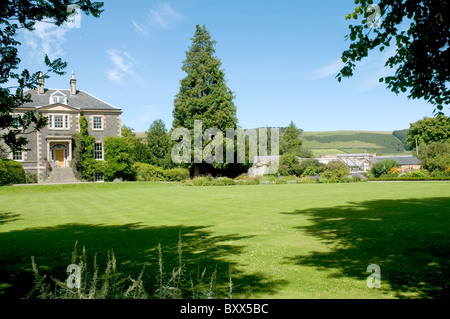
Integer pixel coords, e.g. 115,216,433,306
248,153,421,176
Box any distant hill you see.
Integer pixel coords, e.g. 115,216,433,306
302,130,410,156
134,129,411,157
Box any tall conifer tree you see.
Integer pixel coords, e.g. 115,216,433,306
173,25,237,131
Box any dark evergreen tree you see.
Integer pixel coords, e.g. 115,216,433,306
173,24,237,131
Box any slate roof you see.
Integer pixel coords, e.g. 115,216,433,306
21,88,120,111
372,155,421,165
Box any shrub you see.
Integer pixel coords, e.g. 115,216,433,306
275,176,297,184
370,159,399,178
0,159,26,185
297,176,319,184
404,169,428,178
388,166,402,177
132,162,165,181
163,168,190,181
278,153,301,176
320,160,350,182
299,159,325,177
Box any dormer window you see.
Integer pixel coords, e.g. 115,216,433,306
49,91,67,104
50,96,67,104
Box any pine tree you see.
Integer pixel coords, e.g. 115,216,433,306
173,25,237,131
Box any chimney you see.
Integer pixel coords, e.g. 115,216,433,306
70,71,77,95
38,71,44,94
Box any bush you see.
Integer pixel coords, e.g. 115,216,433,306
0,159,26,185
132,162,165,181
370,159,399,178
404,169,428,178
297,176,319,184
163,168,190,181
278,153,302,176
320,160,350,182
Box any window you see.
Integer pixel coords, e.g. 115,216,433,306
48,114,69,129
11,115,22,129
50,96,67,104
54,115,64,128
95,172,104,182
93,116,103,130
12,150,23,161
94,143,103,160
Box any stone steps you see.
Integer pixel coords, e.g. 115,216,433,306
43,167,81,184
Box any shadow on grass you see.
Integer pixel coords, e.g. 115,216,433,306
0,212,22,225
282,197,450,299
0,223,284,299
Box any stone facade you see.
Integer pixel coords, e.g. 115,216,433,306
1,72,122,182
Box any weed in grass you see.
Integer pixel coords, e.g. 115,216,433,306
27,234,233,299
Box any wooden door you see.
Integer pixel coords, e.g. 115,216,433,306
55,149,64,167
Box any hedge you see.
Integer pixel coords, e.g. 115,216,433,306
369,177,450,181
0,159,26,185
132,162,190,182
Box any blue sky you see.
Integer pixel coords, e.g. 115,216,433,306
16,0,436,133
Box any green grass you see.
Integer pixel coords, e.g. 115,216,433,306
1,182,449,299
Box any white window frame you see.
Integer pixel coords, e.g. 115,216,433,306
93,143,103,160
94,172,104,182
12,150,23,161
48,114,70,130
92,116,103,131
49,95,67,104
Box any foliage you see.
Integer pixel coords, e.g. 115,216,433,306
132,162,190,182
146,120,171,168
278,153,302,176
406,115,450,149
392,129,409,150
103,137,133,181
338,0,450,113
418,140,450,173
173,25,237,132
370,159,399,178
132,163,165,181
0,158,26,185
27,236,231,299
121,125,152,164
173,25,237,173
320,160,351,182
404,169,428,178
0,0,103,154
280,121,306,156
163,167,190,181
388,166,402,177
368,176,450,181
72,116,96,181
299,158,325,177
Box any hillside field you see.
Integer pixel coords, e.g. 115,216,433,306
302,130,410,156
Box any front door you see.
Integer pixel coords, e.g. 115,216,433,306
55,149,64,167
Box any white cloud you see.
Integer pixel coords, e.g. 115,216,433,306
106,49,135,83
23,20,70,60
132,2,184,37
313,59,344,80
132,19,149,38
148,3,183,29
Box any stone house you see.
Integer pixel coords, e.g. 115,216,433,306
2,72,122,183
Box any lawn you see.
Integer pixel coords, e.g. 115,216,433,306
0,181,449,299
